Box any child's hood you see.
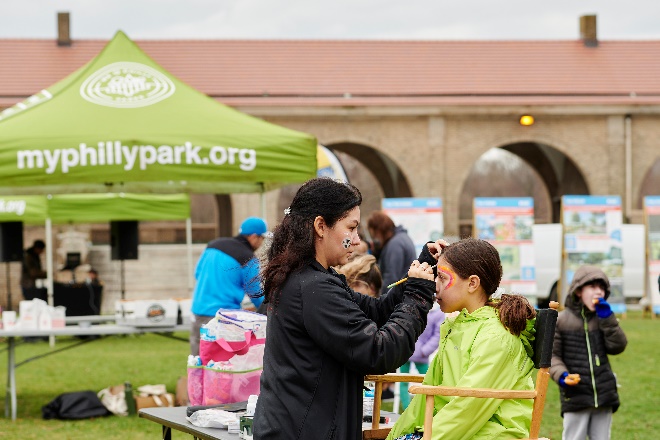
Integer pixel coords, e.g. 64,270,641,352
565,265,611,309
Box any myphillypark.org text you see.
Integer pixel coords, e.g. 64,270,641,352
16,141,257,174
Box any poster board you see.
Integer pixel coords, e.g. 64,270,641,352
473,197,536,299
382,198,443,254
644,196,660,314
561,196,625,313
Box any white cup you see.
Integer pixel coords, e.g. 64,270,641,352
2,311,17,329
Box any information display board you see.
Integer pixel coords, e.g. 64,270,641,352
473,197,536,297
561,196,625,313
644,196,660,314
382,198,443,254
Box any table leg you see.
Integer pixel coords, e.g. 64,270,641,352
8,337,16,420
161,424,172,440
4,340,8,418
5,337,16,420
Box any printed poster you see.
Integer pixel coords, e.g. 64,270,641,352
644,196,660,314
473,197,536,297
561,196,625,313
382,198,443,255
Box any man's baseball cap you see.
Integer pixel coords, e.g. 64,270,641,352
239,217,269,237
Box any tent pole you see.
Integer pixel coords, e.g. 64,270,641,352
260,188,266,218
121,259,126,300
45,218,55,347
186,218,193,294
5,263,11,312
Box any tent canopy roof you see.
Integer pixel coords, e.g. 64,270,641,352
0,31,316,195
0,193,191,224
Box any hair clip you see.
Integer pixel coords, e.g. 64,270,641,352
491,287,505,299
284,207,291,216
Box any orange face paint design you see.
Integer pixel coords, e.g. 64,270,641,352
438,265,456,289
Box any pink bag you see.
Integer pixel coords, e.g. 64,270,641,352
202,368,262,405
199,330,265,364
197,310,266,404
187,366,204,406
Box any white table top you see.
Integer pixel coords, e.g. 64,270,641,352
65,315,116,324
0,324,189,338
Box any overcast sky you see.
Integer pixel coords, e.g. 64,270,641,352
2,0,659,40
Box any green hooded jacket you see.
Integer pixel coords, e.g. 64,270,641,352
387,306,536,440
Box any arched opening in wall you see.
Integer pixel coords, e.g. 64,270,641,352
637,157,660,208
276,142,411,229
458,142,589,236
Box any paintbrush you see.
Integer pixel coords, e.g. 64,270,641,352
387,263,437,289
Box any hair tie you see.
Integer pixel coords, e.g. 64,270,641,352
491,287,505,299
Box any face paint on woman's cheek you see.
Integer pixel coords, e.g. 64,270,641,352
438,266,456,289
342,234,352,249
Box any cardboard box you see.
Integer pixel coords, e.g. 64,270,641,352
135,393,175,411
115,300,179,327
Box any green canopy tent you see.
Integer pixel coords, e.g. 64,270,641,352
48,193,190,223
0,195,49,224
1,193,193,309
0,196,49,309
0,31,317,308
48,193,193,302
0,31,317,195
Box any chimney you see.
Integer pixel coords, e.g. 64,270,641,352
580,15,597,47
57,12,71,46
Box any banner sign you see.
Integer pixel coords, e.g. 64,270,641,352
382,198,443,254
0,195,48,224
561,196,625,313
645,196,660,314
473,197,536,296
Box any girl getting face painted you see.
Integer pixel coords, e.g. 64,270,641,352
437,265,456,289
435,260,470,313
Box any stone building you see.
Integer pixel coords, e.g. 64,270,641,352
1,14,659,310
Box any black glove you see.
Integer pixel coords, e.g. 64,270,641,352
417,242,438,277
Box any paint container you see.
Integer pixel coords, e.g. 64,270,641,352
239,415,254,439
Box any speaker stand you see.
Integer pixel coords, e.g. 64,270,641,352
5,262,12,312
120,259,126,300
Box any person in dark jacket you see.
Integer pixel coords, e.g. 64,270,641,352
550,265,627,440
21,239,47,292
367,211,417,295
253,178,438,440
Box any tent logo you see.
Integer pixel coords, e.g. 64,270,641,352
80,62,175,108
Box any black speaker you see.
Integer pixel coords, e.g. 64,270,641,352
110,221,139,260
0,222,24,262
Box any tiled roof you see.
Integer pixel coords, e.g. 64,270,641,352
1,38,660,106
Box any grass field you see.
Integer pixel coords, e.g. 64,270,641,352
0,313,658,439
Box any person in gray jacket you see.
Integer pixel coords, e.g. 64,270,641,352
367,211,416,295
550,265,627,440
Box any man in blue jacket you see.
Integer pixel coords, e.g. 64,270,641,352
189,217,268,355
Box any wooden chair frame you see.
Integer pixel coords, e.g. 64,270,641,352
363,305,558,440
363,373,424,439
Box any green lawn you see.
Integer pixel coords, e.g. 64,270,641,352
0,313,659,439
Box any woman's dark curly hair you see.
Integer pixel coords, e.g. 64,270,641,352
442,238,535,336
263,178,362,306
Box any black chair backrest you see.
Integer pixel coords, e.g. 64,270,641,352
532,308,558,369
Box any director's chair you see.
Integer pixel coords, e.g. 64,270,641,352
363,303,558,440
